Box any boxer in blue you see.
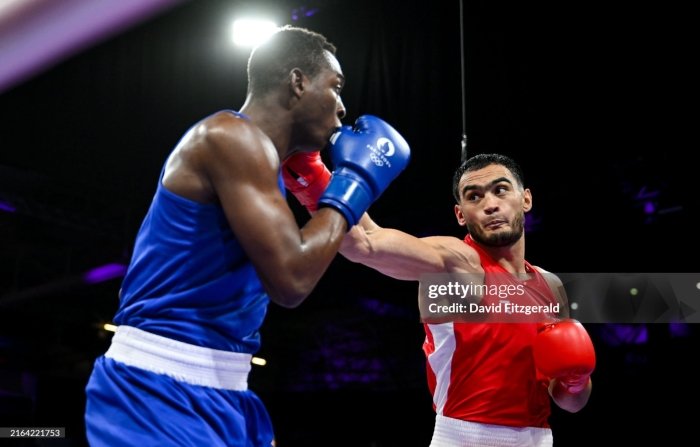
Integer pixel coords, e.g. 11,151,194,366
84,25,410,446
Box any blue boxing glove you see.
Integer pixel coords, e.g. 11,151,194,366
319,115,411,227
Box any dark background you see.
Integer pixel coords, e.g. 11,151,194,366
0,0,696,445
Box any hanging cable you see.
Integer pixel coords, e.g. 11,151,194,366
459,0,468,163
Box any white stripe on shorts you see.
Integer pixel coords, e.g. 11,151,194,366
105,325,251,391
430,415,553,447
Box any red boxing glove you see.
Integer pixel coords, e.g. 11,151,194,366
281,151,331,212
533,319,596,393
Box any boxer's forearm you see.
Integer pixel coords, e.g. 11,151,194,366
340,222,461,281
550,377,592,413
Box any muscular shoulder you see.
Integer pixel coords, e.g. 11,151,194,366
195,112,279,183
199,112,275,162
163,111,278,202
421,235,482,273
532,265,569,317
532,265,563,288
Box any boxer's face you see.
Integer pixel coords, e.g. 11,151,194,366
454,164,532,247
293,50,346,152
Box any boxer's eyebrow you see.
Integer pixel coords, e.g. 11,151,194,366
461,177,512,196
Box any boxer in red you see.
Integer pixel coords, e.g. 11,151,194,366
283,152,595,446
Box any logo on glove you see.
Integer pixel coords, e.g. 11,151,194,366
377,137,395,157
369,137,396,167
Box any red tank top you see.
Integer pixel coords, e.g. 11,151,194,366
422,235,558,428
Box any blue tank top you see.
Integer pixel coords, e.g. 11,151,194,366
114,111,283,354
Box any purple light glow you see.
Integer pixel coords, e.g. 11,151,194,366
643,201,656,215
0,200,16,213
635,186,660,200
600,324,648,347
83,263,127,284
669,322,692,338
290,6,319,21
524,212,541,233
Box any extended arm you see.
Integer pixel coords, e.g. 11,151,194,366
341,214,478,280
282,148,479,281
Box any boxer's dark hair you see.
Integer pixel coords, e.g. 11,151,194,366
247,25,337,96
452,153,525,203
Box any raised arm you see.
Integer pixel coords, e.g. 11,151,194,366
203,113,409,308
205,116,346,308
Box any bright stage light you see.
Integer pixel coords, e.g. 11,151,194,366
232,19,277,47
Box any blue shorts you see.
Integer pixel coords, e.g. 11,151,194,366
85,356,274,447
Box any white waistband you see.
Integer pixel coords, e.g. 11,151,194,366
430,415,553,447
105,325,251,391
